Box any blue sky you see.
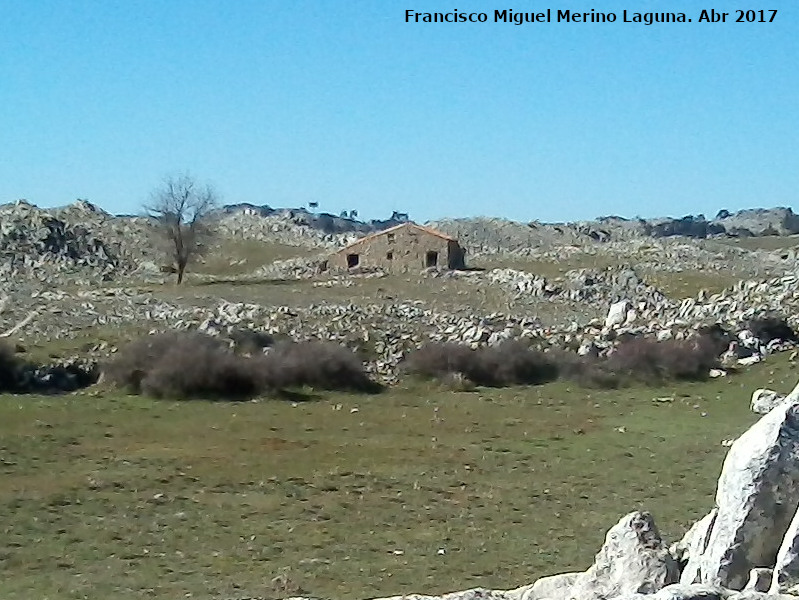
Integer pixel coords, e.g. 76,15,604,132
1,1,796,223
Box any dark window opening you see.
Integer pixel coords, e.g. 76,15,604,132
425,251,438,268
320,260,328,271
386,251,393,260
347,253,360,268
387,233,395,243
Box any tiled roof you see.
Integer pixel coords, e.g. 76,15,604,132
337,223,456,252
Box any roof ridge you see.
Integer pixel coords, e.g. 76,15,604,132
337,222,456,251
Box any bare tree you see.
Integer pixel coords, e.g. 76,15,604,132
145,174,219,284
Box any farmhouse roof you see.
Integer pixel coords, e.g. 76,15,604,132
338,222,456,251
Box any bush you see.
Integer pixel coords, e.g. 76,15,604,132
696,323,733,356
0,342,97,393
141,343,259,400
104,332,226,393
0,341,23,392
549,334,724,389
548,350,623,389
104,332,382,399
598,335,720,387
403,340,558,387
402,343,476,381
747,313,798,344
229,328,275,355
105,332,259,399
260,341,381,393
470,340,559,386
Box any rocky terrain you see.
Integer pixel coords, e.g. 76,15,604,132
4,198,799,599
4,199,799,279
429,207,799,254
2,200,799,388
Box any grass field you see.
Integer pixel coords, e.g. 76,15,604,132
196,240,318,278
718,235,799,252
2,353,796,600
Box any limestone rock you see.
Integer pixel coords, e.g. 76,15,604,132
376,588,516,600
514,573,580,600
650,583,731,600
751,389,788,414
729,592,799,600
674,510,718,581
682,401,799,590
745,569,773,592
605,300,632,330
568,511,679,600
771,501,799,595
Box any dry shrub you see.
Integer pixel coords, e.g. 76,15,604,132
470,340,558,386
402,343,475,381
574,335,721,388
747,313,798,344
105,332,381,399
0,342,98,393
141,347,259,399
548,349,623,389
103,332,198,392
105,331,259,399
548,334,724,389
0,341,23,391
403,340,558,387
229,328,275,354
439,371,477,392
696,323,733,356
261,341,380,393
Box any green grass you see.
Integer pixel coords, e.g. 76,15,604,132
152,274,519,316
645,270,741,299
2,354,796,600
717,235,799,252
196,239,316,277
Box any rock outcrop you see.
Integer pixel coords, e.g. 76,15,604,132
681,400,799,590
568,512,680,599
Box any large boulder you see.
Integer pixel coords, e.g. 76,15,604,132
568,511,679,600
681,400,799,590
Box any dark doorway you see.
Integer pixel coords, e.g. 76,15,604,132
425,251,438,268
347,253,360,268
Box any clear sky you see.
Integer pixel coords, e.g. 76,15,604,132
1,1,796,223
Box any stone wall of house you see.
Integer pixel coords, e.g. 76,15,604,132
330,225,462,272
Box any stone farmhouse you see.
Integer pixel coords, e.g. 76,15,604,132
329,223,466,273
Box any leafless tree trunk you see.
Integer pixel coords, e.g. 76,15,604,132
145,174,219,284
